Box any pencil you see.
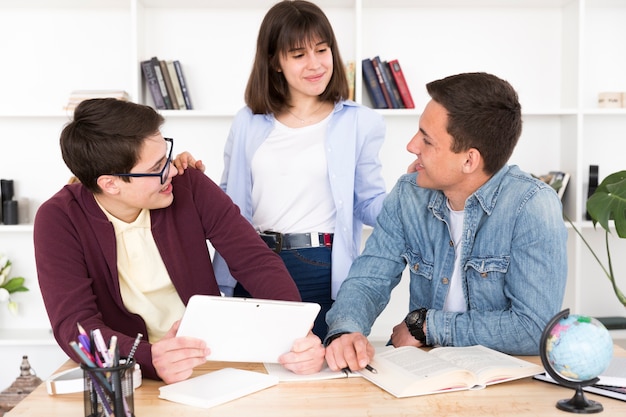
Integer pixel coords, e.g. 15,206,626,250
127,333,143,362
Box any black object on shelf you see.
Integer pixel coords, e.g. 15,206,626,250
586,165,599,221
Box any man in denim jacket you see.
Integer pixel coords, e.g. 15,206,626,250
325,72,567,372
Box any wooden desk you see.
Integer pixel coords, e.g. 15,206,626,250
7,347,626,417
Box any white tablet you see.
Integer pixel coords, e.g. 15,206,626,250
176,295,321,363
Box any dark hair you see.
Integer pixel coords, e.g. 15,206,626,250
426,72,522,175
245,0,348,114
60,98,164,193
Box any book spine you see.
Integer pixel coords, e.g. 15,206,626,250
173,60,193,110
151,57,173,109
388,59,415,109
361,58,388,109
159,59,179,110
140,60,166,110
371,57,394,109
382,60,404,108
166,60,186,109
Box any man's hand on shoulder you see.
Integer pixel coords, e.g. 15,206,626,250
324,332,374,372
172,151,206,175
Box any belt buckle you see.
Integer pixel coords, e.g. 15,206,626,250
263,231,283,253
261,231,283,253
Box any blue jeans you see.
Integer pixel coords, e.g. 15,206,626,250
235,247,333,340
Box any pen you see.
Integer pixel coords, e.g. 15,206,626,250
365,364,378,374
341,364,378,375
93,328,113,366
127,333,143,362
70,341,112,392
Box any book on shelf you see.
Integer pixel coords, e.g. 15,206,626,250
166,60,187,109
158,368,278,409
141,59,166,110
360,345,543,398
159,59,180,110
382,60,404,108
370,56,394,109
372,56,401,109
388,59,415,109
173,60,193,110
345,60,355,101
534,357,626,402
151,56,173,109
361,58,388,109
64,90,130,111
535,171,571,200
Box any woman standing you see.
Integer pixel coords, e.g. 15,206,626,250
190,1,387,339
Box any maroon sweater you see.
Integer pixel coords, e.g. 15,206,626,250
34,168,300,379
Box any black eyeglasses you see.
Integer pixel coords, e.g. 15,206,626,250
112,137,174,185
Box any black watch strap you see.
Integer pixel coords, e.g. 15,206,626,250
324,332,348,347
404,308,428,344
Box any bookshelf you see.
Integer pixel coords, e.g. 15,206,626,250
1,0,625,388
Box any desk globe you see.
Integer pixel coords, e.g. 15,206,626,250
540,309,614,413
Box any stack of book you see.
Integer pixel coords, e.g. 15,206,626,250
65,90,130,111
141,57,193,110
362,56,414,109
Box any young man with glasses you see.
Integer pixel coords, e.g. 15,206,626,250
34,98,325,384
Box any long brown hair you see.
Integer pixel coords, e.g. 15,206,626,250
245,0,348,114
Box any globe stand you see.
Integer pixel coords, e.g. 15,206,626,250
540,309,604,414
556,385,603,414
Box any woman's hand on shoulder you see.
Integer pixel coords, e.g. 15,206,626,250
172,151,206,175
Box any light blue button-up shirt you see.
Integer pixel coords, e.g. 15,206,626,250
213,101,387,298
326,165,568,355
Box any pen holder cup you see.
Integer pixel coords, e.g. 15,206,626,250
82,359,135,417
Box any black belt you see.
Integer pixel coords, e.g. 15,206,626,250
259,231,333,253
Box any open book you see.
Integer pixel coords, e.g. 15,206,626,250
362,345,544,398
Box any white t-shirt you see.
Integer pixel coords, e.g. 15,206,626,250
443,201,467,312
251,115,335,233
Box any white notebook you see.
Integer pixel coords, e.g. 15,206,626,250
158,368,278,408
177,295,320,363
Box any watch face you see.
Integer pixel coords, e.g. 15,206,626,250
406,311,420,326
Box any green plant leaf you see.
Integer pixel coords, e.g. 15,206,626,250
587,170,626,238
1,276,26,293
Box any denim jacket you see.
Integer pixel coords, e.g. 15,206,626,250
326,165,567,355
213,101,387,298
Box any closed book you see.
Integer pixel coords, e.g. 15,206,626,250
371,56,394,109
373,56,401,108
159,59,180,110
382,60,404,108
141,60,166,109
158,368,278,408
361,58,388,109
166,60,186,109
173,60,193,110
151,56,173,109
388,59,415,109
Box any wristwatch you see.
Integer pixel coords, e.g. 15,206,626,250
404,308,428,344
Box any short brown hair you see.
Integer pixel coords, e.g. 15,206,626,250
60,98,164,192
427,72,523,175
245,0,348,114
